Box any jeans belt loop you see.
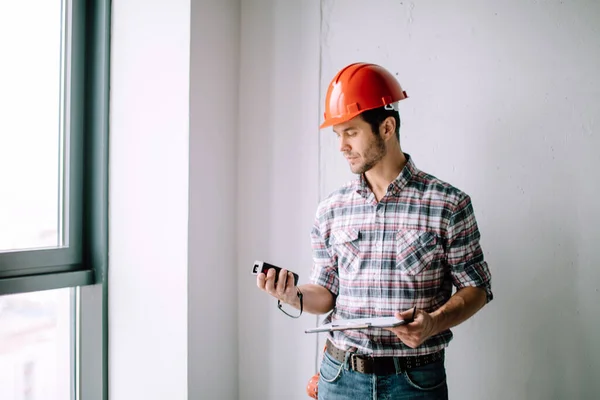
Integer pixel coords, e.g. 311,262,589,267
393,356,400,374
343,349,352,371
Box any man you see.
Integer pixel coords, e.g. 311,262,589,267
257,62,493,399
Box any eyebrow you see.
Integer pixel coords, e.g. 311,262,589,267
334,127,357,135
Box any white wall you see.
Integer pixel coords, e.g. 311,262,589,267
111,0,243,398
109,0,190,399
237,1,321,399
189,1,240,399
109,1,600,399
319,1,600,399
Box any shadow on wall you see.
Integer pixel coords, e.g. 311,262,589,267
237,2,276,400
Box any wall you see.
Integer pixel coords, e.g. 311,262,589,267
111,0,243,398
319,1,600,399
109,1,600,399
237,1,321,399
189,0,240,399
109,0,190,399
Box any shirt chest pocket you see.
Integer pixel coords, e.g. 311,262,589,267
396,230,441,276
330,228,360,272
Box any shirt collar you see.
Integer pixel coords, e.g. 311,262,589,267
355,153,417,198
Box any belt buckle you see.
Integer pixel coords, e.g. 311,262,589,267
350,353,373,374
349,353,365,373
349,353,359,372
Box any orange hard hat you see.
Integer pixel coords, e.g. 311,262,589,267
320,62,408,129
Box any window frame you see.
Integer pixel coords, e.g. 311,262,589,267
78,0,110,398
0,0,83,280
0,0,111,399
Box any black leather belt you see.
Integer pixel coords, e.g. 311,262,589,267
325,340,444,375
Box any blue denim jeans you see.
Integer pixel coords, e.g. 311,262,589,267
318,349,448,400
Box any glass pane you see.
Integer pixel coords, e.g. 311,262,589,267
0,0,67,252
0,288,72,400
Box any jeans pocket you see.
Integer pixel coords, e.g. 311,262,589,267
319,351,344,384
402,360,447,391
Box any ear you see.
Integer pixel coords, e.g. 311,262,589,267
380,116,396,141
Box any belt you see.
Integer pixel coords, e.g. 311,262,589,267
325,340,444,375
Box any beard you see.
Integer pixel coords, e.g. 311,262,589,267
348,133,387,175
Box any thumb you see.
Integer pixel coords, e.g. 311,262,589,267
396,306,417,322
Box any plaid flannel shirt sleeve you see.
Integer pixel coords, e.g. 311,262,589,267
308,212,339,296
446,194,493,303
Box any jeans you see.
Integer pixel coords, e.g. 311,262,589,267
318,349,448,400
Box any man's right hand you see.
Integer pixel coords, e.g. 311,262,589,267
256,267,301,309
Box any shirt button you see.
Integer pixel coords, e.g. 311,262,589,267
376,242,382,249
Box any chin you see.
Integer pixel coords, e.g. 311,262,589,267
350,166,365,175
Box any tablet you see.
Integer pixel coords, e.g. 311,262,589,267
305,316,410,334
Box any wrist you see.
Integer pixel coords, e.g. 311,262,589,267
277,287,303,319
430,309,448,336
285,295,299,309
282,287,301,308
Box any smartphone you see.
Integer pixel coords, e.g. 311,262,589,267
252,260,299,286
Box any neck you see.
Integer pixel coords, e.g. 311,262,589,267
364,146,407,198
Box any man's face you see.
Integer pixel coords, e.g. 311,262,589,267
333,115,386,175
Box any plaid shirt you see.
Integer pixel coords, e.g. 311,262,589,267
309,153,493,357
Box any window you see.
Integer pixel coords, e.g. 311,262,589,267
0,0,110,399
0,0,64,254
0,289,71,400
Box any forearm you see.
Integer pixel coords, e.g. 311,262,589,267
430,286,488,336
287,283,335,315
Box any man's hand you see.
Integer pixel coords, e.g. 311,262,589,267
386,287,489,348
257,270,336,315
256,268,300,308
385,307,438,349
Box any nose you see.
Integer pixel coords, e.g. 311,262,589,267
339,136,351,153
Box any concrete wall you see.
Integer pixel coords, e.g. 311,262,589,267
318,1,600,399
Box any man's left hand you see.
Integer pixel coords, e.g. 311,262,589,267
384,308,438,349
